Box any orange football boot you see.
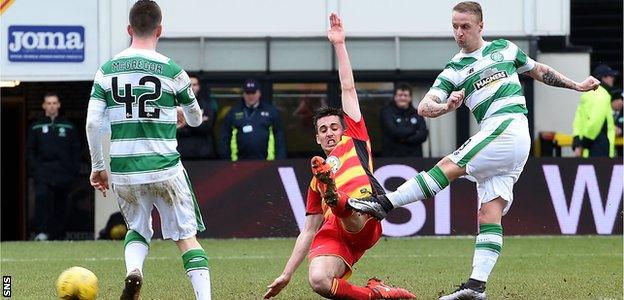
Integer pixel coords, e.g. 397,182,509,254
310,156,339,207
366,277,416,299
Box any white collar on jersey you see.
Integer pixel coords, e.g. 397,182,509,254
460,40,490,57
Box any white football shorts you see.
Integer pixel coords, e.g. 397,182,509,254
449,114,531,214
113,168,205,242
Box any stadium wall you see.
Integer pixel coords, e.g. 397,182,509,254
95,158,622,238
534,52,591,141
1,0,571,81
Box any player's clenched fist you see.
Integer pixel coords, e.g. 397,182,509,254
575,76,600,92
446,89,465,111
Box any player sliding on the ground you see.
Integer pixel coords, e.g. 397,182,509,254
86,1,211,299
348,2,600,300
263,13,416,300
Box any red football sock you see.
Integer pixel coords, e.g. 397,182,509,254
331,278,373,300
330,191,353,218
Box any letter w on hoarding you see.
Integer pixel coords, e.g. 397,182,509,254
543,165,623,234
278,167,306,231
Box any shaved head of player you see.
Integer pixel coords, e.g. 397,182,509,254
451,1,484,53
127,0,162,46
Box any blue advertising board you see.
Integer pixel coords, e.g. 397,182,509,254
8,25,84,62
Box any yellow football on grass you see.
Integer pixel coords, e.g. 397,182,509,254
56,266,98,300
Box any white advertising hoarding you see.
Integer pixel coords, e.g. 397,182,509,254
0,0,101,81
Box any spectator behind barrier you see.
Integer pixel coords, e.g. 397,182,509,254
380,82,428,157
572,64,617,158
220,79,286,161
176,75,217,159
26,92,81,241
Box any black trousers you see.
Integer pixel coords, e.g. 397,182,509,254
34,181,71,240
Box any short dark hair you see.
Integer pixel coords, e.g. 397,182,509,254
394,82,412,96
43,92,59,101
129,0,162,37
453,1,483,22
312,106,345,132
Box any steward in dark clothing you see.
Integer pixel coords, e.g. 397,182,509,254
27,115,81,182
220,100,286,161
177,97,216,159
27,114,80,240
220,79,286,161
380,101,428,157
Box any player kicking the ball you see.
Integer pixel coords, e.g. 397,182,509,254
348,2,600,300
264,13,416,300
86,1,211,299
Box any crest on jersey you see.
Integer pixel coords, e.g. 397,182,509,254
473,68,508,90
490,52,504,62
325,156,340,173
187,86,195,99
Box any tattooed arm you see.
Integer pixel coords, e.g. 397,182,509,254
527,62,600,92
418,89,464,118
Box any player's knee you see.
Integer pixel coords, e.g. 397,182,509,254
477,209,491,224
308,272,332,296
436,157,465,181
175,236,201,252
477,203,503,224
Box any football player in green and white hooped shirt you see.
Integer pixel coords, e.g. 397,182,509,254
86,1,211,299
348,2,600,299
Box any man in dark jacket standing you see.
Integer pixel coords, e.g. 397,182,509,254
380,83,428,157
177,75,217,159
220,79,286,161
27,92,81,240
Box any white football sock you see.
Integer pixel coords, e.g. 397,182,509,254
125,242,148,276
187,269,211,300
183,248,211,300
470,224,503,282
386,166,449,207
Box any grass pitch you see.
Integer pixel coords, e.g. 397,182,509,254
1,236,621,299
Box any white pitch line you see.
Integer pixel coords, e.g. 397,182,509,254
1,252,620,263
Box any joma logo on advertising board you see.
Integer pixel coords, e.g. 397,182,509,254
473,70,508,90
8,25,84,62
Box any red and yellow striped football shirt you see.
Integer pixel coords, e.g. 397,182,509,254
306,114,383,219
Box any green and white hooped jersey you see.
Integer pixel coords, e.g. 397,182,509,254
427,39,535,124
89,48,196,184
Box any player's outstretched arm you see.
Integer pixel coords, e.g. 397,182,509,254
264,214,323,299
418,89,464,118
328,13,361,121
527,62,600,92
